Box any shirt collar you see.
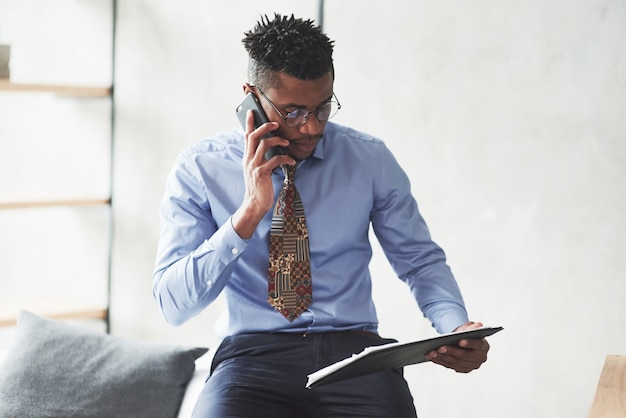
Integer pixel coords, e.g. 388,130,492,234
310,135,326,160
309,121,336,161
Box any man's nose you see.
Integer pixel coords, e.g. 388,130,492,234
298,114,321,135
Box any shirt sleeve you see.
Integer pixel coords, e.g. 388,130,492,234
152,151,247,326
370,144,469,334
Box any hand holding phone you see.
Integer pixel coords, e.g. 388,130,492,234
235,92,286,159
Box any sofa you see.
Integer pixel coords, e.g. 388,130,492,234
0,311,211,418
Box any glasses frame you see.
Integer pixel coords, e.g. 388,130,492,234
253,86,341,128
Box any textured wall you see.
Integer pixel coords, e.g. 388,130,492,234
111,1,626,417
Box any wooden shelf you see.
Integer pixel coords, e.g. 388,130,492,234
0,198,111,210
0,300,108,327
0,79,111,97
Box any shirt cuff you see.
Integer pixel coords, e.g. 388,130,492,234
433,307,470,334
199,216,248,263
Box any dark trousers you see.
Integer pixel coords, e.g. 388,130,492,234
192,331,418,418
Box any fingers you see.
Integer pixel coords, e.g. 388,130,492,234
453,321,484,332
243,111,290,168
427,338,490,373
459,337,490,351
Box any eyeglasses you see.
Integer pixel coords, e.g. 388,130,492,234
254,86,341,128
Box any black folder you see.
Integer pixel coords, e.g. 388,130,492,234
306,326,503,388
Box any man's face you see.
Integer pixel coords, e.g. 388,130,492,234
258,71,334,161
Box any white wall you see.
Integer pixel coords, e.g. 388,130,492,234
109,0,321,351
0,0,112,339
325,1,626,416
110,1,626,417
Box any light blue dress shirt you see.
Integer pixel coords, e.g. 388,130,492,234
153,122,468,338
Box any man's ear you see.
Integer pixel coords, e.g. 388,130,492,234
243,83,254,94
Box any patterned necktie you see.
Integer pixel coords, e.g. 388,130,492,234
268,164,312,321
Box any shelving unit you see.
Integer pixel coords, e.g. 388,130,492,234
0,79,113,330
0,80,111,97
0,1,116,333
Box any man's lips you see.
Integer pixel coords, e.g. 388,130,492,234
289,140,318,152
287,136,322,146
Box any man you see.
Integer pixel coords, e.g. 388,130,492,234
153,13,490,417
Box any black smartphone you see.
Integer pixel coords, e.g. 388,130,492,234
235,92,286,159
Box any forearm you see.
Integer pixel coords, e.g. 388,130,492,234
152,219,247,326
231,199,269,240
404,261,469,334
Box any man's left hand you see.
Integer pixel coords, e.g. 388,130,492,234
425,321,490,373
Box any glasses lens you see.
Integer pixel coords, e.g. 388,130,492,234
316,102,335,121
284,100,340,127
285,109,308,128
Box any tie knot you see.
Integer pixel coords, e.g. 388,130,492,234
283,164,296,182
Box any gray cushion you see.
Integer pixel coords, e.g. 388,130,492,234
0,311,208,418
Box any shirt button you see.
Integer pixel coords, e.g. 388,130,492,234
207,280,213,286
231,247,239,255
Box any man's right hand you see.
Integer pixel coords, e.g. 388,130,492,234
231,111,293,239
